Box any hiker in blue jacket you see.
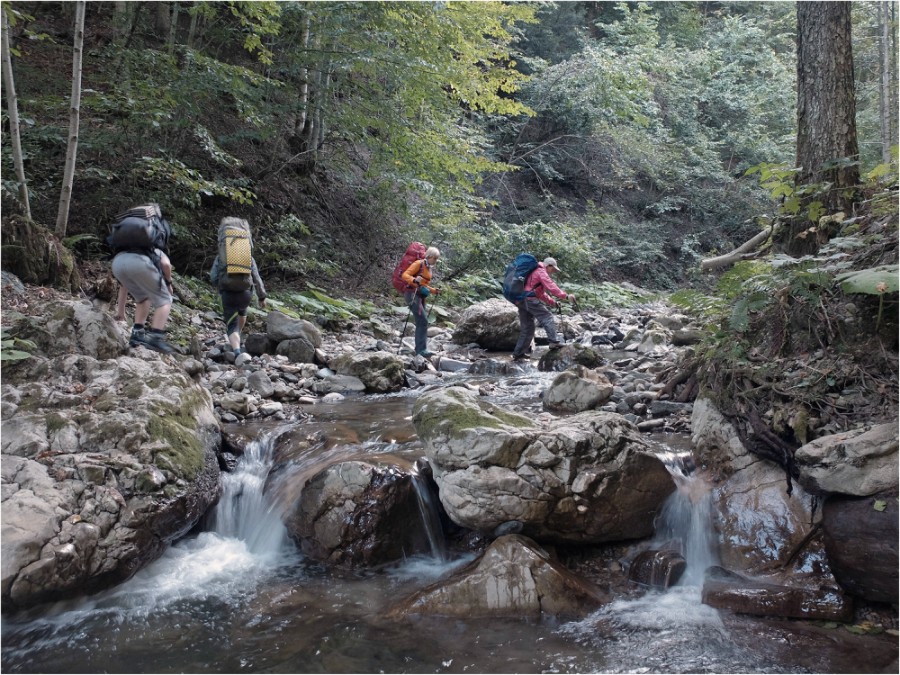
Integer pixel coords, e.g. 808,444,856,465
512,257,574,361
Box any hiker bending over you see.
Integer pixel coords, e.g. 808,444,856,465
401,246,441,357
111,204,176,354
210,217,267,367
512,257,574,361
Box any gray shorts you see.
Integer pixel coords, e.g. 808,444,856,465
111,252,172,307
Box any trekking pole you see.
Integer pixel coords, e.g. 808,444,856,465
397,309,412,355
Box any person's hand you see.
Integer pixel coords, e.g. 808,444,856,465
567,293,576,303
259,298,267,310
431,287,440,295
414,275,424,285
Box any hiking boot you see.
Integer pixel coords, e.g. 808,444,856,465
512,353,529,362
416,350,434,358
134,330,175,354
548,341,564,350
129,327,146,347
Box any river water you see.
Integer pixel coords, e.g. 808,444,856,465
2,368,895,673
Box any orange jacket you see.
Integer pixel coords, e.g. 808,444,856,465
400,259,437,293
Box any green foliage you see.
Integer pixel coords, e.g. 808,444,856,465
137,157,256,207
279,284,376,323
0,328,36,362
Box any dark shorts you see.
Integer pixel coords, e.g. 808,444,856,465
221,289,252,334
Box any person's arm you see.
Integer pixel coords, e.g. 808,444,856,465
115,285,128,321
159,252,173,293
400,260,423,287
251,259,267,308
209,256,221,286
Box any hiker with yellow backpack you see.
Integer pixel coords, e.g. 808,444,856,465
210,217,267,367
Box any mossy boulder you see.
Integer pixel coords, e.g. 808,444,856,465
1,348,220,610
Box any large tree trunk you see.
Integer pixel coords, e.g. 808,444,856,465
786,2,860,255
54,0,86,239
879,1,898,161
1,11,31,220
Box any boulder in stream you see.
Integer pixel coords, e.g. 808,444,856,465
412,387,675,544
386,534,609,619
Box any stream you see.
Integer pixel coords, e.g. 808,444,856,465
1,367,895,673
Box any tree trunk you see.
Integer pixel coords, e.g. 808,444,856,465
785,2,861,256
112,1,130,39
794,2,860,209
167,2,180,56
294,12,311,137
54,0,86,239
1,11,31,220
879,1,897,161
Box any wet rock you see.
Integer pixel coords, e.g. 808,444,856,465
822,492,899,603
387,535,609,619
628,549,687,589
1,352,220,610
702,578,853,621
284,460,431,567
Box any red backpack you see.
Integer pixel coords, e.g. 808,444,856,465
391,241,427,293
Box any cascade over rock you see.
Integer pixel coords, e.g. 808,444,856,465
412,386,675,543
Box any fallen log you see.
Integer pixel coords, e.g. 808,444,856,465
700,224,775,272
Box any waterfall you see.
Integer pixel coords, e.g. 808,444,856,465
208,434,288,557
410,461,448,562
650,470,719,587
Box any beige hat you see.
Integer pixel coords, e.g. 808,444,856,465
543,257,560,271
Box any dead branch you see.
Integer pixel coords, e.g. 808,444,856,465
700,224,776,272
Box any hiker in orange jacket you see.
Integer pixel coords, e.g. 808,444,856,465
401,246,441,357
512,257,574,361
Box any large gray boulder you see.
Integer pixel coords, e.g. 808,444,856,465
794,422,898,496
1,352,220,610
412,387,675,543
543,365,614,413
267,311,323,346
452,299,520,351
330,351,406,393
